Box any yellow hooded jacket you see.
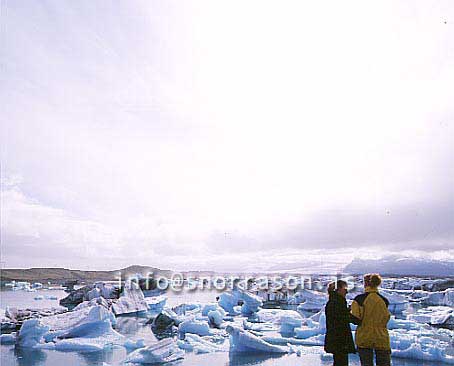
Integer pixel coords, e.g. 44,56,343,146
351,287,391,350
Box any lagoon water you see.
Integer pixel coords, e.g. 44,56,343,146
0,290,443,366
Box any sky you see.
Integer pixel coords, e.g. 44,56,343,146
1,1,453,272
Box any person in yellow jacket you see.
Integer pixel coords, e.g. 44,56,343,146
351,273,391,366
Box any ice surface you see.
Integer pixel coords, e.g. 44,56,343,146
207,309,224,328
291,290,327,312
145,295,167,313
17,319,50,347
124,338,185,364
423,289,454,307
40,304,116,333
380,290,408,314
294,310,326,339
111,282,148,316
177,333,227,354
0,332,17,344
218,290,262,316
218,292,240,315
178,319,212,336
408,306,454,327
226,325,288,354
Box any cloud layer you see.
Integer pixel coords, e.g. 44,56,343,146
1,1,453,271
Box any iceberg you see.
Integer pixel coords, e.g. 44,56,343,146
17,319,50,348
0,332,17,345
218,289,262,316
240,291,263,316
254,309,303,335
422,289,454,307
124,338,184,364
292,290,327,312
111,282,148,316
408,306,454,328
177,333,227,354
60,282,119,309
40,304,116,333
207,309,225,328
172,302,202,316
390,328,454,364
145,295,167,313
178,319,212,336
380,290,408,314
226,325,288,354
218,292,240,315
294,310,326,339
15,305,124,352
202,302,224,316
279,312,304,335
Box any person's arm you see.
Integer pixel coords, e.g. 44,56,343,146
350,300,362,325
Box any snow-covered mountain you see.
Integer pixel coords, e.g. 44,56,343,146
344,256,454,277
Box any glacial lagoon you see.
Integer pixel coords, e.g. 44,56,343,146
1,282,453,366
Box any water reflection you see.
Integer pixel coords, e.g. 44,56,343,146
14,347,47,366
228,353,285,365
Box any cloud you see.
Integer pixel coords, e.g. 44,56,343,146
1,1,453,270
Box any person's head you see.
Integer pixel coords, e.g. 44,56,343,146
363,273,382,288
327,279,348,297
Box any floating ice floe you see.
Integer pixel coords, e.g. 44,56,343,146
226,325,287,354
0,332,17,345
178,319,212,336
201,302,224,316
207,309,225,328
254,309,303,335
124,338,185,364
218,292,240,315
292,290,327,312
381,290,408,314
177,333,227,354
111,282,148,316
294,310,326,339
172,302,202,316
17,319,50,347
145,295,167,313
390,328,454,364
218,289,262,316
422,289,454,307
33,295,44,301
60,281,119,309
408,306,454,328
15,305,125,352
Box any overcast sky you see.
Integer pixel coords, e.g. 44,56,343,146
1,1,453,272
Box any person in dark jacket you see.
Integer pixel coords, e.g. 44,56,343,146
324,279,359,366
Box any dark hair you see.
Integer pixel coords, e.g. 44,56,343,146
327,279,348,294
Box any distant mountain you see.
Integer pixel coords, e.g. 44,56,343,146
344,256,454,277
0,265,173,284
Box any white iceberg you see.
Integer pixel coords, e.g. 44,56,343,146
111,282,148,316
17,319,50,348
207,309,225,328
292,290,327,312
381,290,408,314
202,302,224,316
145,295,167,313
178,319,211,336
294,310,326,339
408,306,454,327
280,311,304,335
0,332,17,345
226,325,287,354
124,338,184,364
422,289,454,307
218,289,262,316
177,333,227,354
